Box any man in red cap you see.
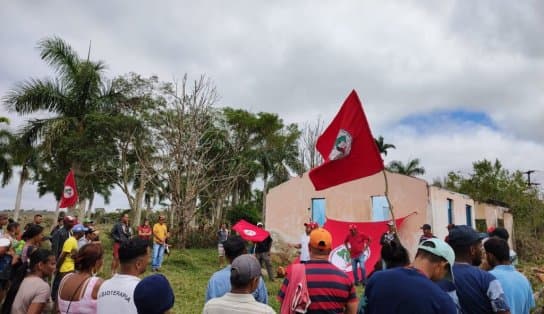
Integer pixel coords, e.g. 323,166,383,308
344,224,370,286
292,222,318,263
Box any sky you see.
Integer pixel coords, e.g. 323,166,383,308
1,1,543,211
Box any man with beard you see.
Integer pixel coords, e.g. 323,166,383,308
439,225,510,314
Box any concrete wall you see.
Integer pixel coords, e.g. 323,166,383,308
475,202,514,249
265,171,428,257
429,187,475,240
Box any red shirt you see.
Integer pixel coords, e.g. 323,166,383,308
344,232,370,258
138,225,152,240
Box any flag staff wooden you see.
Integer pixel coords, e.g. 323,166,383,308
382,169,398,231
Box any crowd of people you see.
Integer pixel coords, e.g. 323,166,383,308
0,212,174,314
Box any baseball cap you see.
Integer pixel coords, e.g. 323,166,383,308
72,224,88,233
83,217,94,224
309,228,332,250
256,222,264,227
447,225,487,248
418,238,455,282
0,238,11,248
134,274,175,314
231,254,261,283
348,224,358,230
63,215,76,224
420,224,432,230
304,222,318,229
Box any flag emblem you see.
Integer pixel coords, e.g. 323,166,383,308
63,186,74,198
329,129,352,161
243,229,256,237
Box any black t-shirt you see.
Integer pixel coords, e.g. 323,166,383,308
255,236,272,253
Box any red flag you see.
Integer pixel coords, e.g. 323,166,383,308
309,90,384,190
59,170,78,208
232,219,270,242
323,216,410,278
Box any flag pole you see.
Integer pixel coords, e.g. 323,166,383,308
382,170,397,231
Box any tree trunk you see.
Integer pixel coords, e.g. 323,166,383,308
77,199,86,220
54,200,60,215
87,193,94,217
262,176,268,224
13,171,26,221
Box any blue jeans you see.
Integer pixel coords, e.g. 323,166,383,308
351,253,366,284
152,243,165,269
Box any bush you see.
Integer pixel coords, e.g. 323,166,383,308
184,224,217,248
226,203,260,226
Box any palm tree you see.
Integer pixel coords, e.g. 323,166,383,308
3,37,121,209
0,117,13,186
375,136,396,156
388,158,426,177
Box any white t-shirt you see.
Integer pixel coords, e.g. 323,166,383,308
97,274,140,314
300,234,310,262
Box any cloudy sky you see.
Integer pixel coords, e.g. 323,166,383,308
1,1,543,211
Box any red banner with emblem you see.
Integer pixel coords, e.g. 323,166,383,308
232,219,270,242
323,215,411,278
59,169,78,209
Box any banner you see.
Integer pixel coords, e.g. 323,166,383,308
309,90,384,190
232,219,270,242
59,169,78,208
323,216,410,278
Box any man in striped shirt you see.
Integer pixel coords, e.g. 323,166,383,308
278,228,358,313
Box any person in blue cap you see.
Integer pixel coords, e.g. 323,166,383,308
133,274,175,314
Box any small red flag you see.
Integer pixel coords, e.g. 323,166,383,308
309,90,384,190
59,170,78,208
232,219,270,242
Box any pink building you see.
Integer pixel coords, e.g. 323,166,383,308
265,171,514,257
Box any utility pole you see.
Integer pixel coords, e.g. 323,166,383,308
524,170,541,187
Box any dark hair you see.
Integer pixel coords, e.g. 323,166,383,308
484,237,510,262
416,241,447,264
75,243,104,271
7,222,19,232
140,218,149,226
223,236,246,260
1,249,54,314
381,239,410,269
21,224,44,241
119,238,148,264
489,227,509,241
34,214,42,218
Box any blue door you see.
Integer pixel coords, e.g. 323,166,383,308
372,196,390,221
311,198,326,227
447,199,453,224
466,205,472,227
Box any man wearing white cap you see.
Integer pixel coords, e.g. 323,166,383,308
364,238,458,313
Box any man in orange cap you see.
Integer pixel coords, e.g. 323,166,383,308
344,224,370,286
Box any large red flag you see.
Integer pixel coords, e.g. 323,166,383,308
232,220,270,242
59,170,78,208
309,90,384,190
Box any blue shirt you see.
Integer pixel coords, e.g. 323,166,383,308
205,265,268,304
438,263,509,314
490,265,535,314
363,267,457,314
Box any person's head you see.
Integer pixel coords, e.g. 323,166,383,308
484,237,510,268
63,215,76,230
158,215,165,225
142,218,149,227
72,224,88,239
415,238,455,282
57,211,66,225
380,239,410,269
7,222,20,236
309,228,332,258
256,222,264,229
230,254,261,292
0,213,8,227
421,224,432,236
134,274,175,314
446,225,487,266
220,223,227,230
304,222,318,235
119,238,150,275
223,235,247,263
83,217,94,227
488,227,510,242
75,243,104,274
121,213,130,224
446,224,455,231
0,238,11,255
33,214,43,225
22,224,44,244
86,227,99,241
349,224,358,235
29,248,56,277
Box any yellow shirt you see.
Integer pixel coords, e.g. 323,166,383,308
153,223,168,244
59,236,78,273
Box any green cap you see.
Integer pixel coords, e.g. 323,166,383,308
418,238,455,282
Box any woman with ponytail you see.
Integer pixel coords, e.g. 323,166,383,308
2,248,56,314
57,243,104,314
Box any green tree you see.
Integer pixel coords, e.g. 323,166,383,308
388,158,425,176
0,117,13,186
374,136,396,156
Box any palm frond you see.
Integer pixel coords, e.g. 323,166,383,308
3,78,67,114
38,36,80,82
